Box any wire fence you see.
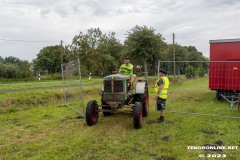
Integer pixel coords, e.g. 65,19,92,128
60,58,85,117
157,60,240,118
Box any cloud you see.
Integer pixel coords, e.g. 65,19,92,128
0,0,240,61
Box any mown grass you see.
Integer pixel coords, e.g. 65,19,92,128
0,83,101,114
0,77,239,160
0,78,102,91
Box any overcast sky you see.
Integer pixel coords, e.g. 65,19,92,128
0,0,240,61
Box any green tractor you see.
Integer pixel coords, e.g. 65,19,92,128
85,70,149,129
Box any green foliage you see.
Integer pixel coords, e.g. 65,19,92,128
162,44,188,75
4,56,21,65
166,44,188,62
185,64,205,78
185,46,209,67
18,60,33,78
185,65,195,78
71,28,123,75
0,56,4,62
0,57,33,79
48,74,62,80
124,25,167,72
2,28,209,78
0,63,20,78
34,45,70,74
196,65,205,77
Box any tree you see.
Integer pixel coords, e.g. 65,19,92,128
165,44,188,75
34,45,69,74
71,28,123,75
0,63,20,78
0,56,4,63
0,56,33,79
19,60,33,78
4,56,21,65
124,25,167,73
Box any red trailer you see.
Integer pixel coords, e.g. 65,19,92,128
209,38,240,109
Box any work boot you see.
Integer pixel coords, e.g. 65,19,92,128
158,116,164,122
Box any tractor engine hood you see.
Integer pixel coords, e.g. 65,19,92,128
104,74,130,81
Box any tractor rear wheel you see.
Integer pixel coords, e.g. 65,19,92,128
142,87,149,117
86,100,99,126
133,102,143,129
137,83,149,117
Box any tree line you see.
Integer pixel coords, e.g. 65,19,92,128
0,56,32,79
1,25,208,79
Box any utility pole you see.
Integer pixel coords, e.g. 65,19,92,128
61,40,63,64
173,33,176,78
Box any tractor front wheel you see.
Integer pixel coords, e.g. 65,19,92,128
133,102,143,129
86,100,99,126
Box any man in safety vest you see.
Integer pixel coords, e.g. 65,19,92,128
155,69,169,122
119,56,136,85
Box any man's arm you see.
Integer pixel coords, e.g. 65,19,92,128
155,78,164,100
119,64,124,73
155,84,163,100
125,64,133,71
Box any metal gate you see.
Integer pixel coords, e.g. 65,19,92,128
61,58,85,117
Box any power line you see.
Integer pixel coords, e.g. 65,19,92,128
0,38,60,43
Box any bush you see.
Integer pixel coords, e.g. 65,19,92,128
50,73,62,80
0,60,33,79
185,65,195,78
40,73,62,80
0,63,20,78
196,65,205,77
19,61,33,78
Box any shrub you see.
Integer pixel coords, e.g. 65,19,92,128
0,63,20,78
196,65,205,77
185,65,195,78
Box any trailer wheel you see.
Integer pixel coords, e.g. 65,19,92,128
133,102,143,129
86,100,99,126
216,90,222,100
238,94,240,112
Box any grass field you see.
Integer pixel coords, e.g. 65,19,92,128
0,78,102,91
0,77,239,160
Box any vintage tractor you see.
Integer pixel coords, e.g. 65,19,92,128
85,69,149,129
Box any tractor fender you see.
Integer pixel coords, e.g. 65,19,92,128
135,82,146,94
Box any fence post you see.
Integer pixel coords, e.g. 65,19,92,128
78,58,85,117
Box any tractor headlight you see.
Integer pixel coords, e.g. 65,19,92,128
99,90,103,95
128,90,133,96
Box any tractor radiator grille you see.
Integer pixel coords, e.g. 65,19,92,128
104,81,112,92
114,81,123,92
104,80,124,93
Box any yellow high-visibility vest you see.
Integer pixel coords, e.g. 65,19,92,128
154,76,169,99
